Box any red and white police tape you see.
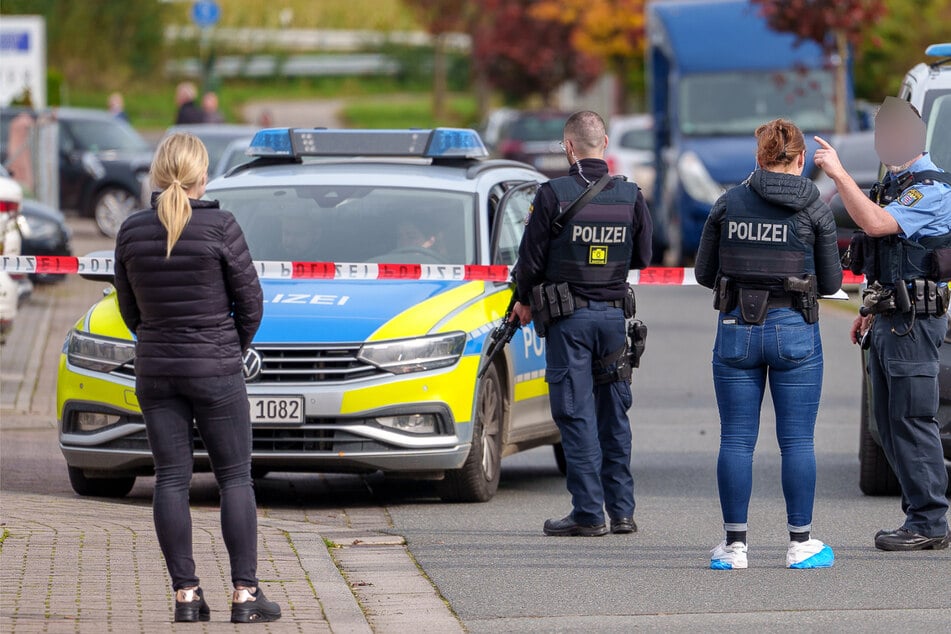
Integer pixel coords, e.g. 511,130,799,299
0,254,867,286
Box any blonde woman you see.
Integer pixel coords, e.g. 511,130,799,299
114,133,280,623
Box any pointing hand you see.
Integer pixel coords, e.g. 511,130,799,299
813,136,845,179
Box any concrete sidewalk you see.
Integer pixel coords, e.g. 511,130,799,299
0,218,463,632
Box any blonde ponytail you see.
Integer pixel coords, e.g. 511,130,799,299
149,133,208,257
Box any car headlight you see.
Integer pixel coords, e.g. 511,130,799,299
357,332,466,375
21,213,58,241
67,330,135,373
81,152,106,180
677,150,725,205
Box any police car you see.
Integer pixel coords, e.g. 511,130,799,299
58,127,561,501
859,44,951,495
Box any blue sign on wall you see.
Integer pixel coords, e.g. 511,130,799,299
191,0,220,28
0,32,30,51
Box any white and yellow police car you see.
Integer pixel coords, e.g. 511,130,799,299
57,128,562,502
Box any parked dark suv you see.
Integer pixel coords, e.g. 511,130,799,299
494,110,570,178
1,107,152,237
859,44,951,496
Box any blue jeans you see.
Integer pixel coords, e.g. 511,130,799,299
546,302,634,525
712,308,822,533
137,372,258,590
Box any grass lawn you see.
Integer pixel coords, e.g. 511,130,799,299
67,78,477,134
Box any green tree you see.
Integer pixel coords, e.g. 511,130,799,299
401,0,470,122
856,0,951,101
1,0,170,96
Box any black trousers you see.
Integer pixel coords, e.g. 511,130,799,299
136,371,259,590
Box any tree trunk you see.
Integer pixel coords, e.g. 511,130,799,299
835,29,849,134
433,32,447,123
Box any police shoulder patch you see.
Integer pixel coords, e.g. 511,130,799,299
898,188,924,207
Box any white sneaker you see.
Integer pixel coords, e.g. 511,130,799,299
710,540,748,570
786,538,834,569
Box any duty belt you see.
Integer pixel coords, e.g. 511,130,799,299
765,295,794,309
573,297,626,309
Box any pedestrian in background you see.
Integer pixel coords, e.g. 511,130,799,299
113,132,282,623
202,91,225,123
512,110,652,537
814,97,951,552
108,92,129,122
695,118,842,570
174,81,203,124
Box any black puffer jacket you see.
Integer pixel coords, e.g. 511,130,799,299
695,169,842,296
114,198,263,377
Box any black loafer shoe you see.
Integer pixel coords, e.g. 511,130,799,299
543,514,608,537
610,517,637,534
874,527,951,551
174,587,210,623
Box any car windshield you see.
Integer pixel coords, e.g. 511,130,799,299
212,185,477,265
679,69,836,135
925,92,951,171
68,118,150,153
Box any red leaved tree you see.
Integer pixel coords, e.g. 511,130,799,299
469,0,602,109
752,0,887,133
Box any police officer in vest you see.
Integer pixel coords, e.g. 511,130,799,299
815,97,951,551
696,119,842,570
511,111,652,536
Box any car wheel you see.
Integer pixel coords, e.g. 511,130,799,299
440,363,504,502
93,187,138,238
67,466,136,498
553,442,567,476
858,370,901,496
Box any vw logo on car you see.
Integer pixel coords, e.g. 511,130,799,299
242,348,263,382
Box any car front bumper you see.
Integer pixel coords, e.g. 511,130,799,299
58,356,478,477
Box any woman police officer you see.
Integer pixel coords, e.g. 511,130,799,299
695,119,842,570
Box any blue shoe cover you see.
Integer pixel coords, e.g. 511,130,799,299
710,559,735,570
789,544,834,569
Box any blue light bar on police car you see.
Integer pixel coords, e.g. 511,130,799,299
925,43,951,57
246,128,488,160
245,128,294,157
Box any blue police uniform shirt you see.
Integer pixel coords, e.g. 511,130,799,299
884,153,951,239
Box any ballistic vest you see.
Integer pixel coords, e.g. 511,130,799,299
719,184,813,287
862,170,951,284
544,176,637,288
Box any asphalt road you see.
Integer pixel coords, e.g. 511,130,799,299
381,287,951,632
4,218,949,631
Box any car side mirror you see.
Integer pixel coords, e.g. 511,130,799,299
79,249,116,284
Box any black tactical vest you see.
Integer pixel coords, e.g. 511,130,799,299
544,176,637,287
719,184,813,286
861,169,951,284
861,234,951,284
